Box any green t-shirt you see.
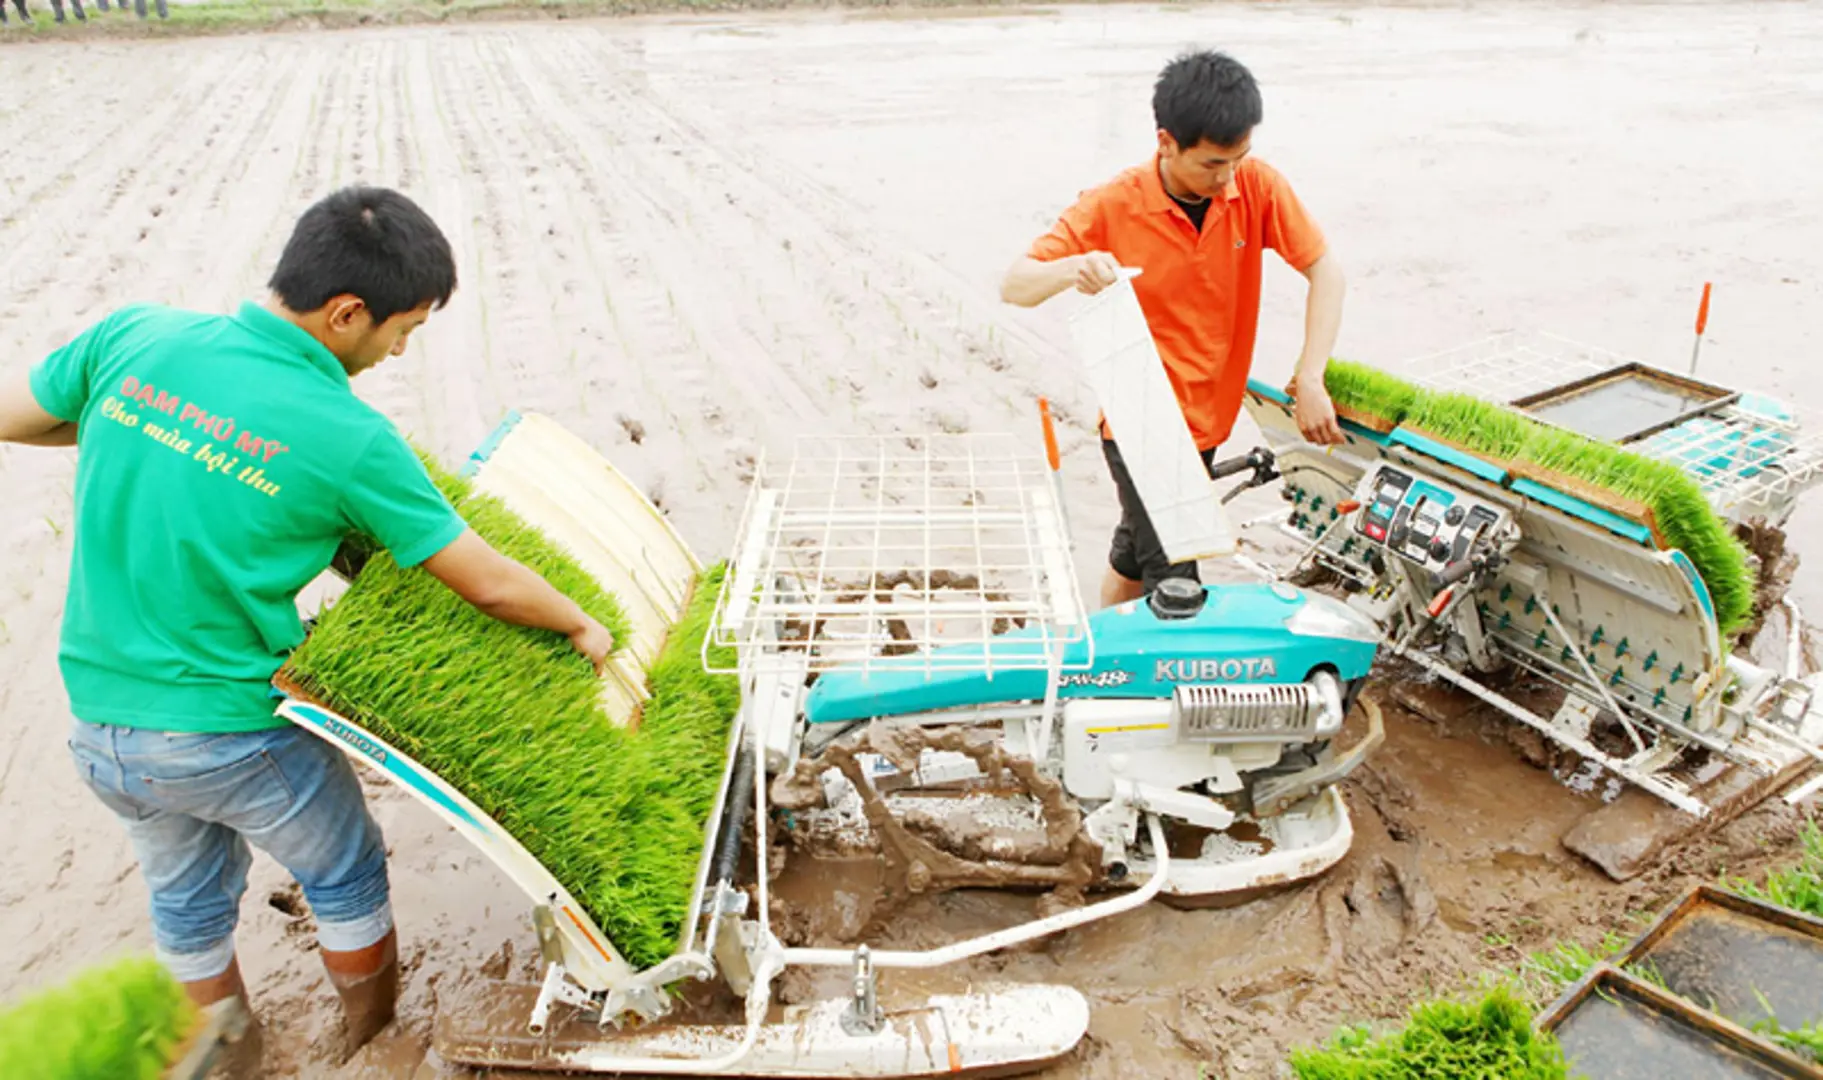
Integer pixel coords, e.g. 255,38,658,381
30,301,467,733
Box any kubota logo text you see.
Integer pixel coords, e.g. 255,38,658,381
1154,658,1278,682
324,715,389,764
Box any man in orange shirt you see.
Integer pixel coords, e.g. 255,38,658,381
1002,49,1346,607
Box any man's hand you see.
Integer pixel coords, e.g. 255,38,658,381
424,530,615,669
999,251,1127,307
1290,252,1347,446
1293,373,1346,446
1071,252,1123,296
569,617,616,676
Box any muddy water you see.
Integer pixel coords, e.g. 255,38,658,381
2,2,1821,1078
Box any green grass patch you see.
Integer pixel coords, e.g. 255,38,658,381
284,452,738,970
1315,360,1755,636
0,0,1081,41
1288,983,1571,1079
0,954,197,1080
1730,820,1823,920
1755,1015,1823,1064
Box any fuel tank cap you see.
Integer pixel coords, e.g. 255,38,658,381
1148,577,1207,620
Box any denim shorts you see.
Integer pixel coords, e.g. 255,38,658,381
67,721,393,983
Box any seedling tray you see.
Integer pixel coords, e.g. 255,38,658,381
1612,885,1823,1036
1511,362,1740,446
1537,963,1823,1078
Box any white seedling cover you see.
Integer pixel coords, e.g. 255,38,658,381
1066,273,1236,561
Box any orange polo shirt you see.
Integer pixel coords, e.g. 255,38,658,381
1028,154,1327,451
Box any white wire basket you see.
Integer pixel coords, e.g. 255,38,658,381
1394,330,1823,523
704,433,1090,677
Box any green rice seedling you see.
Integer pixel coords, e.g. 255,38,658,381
1515,932,1632,1003
1287,983,1571,1079
1323,359,1420,427
1310,368,1754,637
1520,423,1755,635
285,451,738,970
0,954,198,1080
1403,389,1536,461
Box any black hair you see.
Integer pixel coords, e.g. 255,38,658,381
1152,50,1263,151
268,186,457,324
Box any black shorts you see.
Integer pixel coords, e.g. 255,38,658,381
1102,437,1217,592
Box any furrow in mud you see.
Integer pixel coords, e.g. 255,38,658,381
573,30,1083,433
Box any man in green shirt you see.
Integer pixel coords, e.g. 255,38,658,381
0,186,615,1066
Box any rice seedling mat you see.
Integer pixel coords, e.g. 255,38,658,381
277,412,740,980
1402,329,1823,530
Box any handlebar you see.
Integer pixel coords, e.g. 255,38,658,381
1209,450,1270,481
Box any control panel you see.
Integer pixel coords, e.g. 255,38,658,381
1353,463,1511,574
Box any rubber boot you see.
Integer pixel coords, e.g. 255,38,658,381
321,928,399,1061
182,957,264,1080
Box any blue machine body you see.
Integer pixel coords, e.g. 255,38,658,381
803,582,1382,725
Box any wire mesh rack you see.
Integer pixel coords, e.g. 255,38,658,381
1395,330,1823,521
704,433,1090,677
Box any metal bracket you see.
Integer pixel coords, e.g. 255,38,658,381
710,886,755,996
839,946,884,1036
531,902,564,968
529,962,596,1035
1253,694,1386,817
598,951,718,1029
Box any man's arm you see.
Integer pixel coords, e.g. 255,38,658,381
0,371,78,446
1289,252,1347,446
1000,252,1123,308
420,529,616,674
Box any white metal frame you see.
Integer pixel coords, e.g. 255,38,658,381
706,433,1090,680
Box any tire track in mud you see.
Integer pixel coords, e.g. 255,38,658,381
0,47,177,240
534,33,909,429
467,35,755,517
408,34,510,458
446,36,584,432
491,30,1021,544
103,45,306,311
0,49,263,301
573,31,1082,434
478,34,778,483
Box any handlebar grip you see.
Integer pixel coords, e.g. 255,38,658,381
1208,452,1258,481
